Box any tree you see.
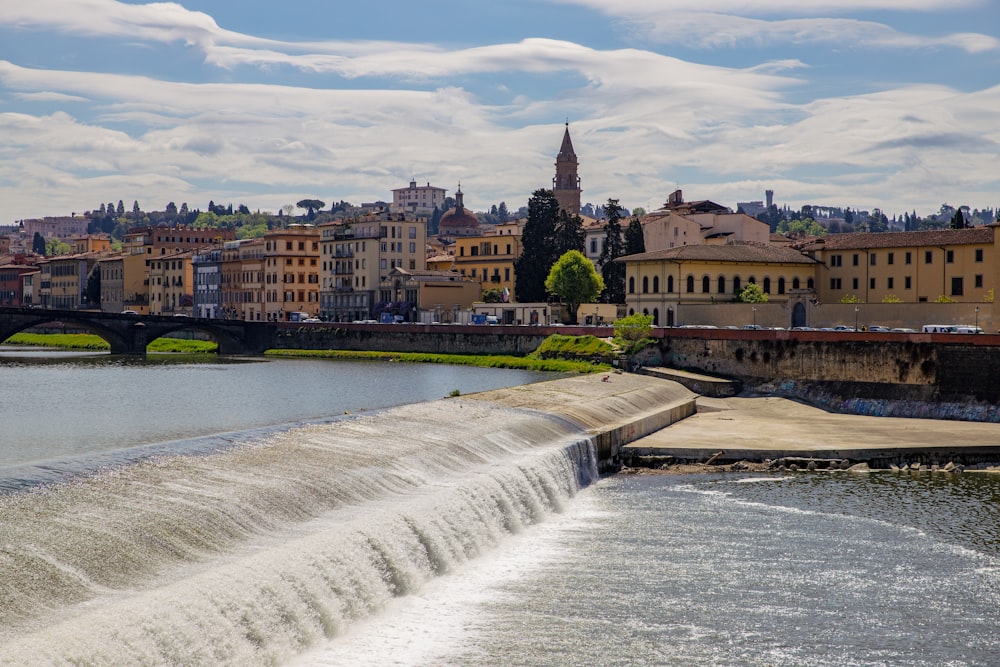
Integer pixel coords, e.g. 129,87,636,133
951,209,968,229
624,217,645,255
738,282,768,303
32,232,46,255
598,198,626,303
545,250,604,324
514,189,561,302
497,201,509,222
116,200,125,217
481,288,504,303
85,265,101,307
613,312,653,351
553,209,585,256
296,199,325,220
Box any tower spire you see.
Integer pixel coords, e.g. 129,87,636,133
552,123,581,215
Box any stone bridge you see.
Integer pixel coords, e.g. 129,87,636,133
0,307,274,356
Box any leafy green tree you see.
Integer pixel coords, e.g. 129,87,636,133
624,217,645,255
598,198,626,303
630,207,646,217
45,238,71,256
481,288,504,303
514,189,561,302
32,232,46,255
738,282,768,303
545,250,604,324
613,312,654,354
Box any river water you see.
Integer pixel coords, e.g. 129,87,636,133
2,350,999,665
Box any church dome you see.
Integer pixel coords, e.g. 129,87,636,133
439,185,479,230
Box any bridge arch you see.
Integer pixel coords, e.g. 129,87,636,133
0,308,269,356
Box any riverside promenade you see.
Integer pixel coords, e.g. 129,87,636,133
472,371,1000,471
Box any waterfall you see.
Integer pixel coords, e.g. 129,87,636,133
0,398,599,665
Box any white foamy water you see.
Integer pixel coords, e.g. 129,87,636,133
0,399,598,666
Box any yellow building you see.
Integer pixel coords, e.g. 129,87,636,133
36,251,104,310
380,267,481,322
621,243,820,326
451,225,522,298
804,227,996,305
263,225,321,321
148,250,195,316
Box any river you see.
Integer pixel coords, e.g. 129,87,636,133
2,349,999,665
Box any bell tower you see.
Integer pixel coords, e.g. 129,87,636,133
552,122,581,215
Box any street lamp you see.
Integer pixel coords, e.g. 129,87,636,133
976,305,980,331
752,305,757,328
854,305,859,331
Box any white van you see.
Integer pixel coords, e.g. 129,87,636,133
956,326,984,334
921,324,958,333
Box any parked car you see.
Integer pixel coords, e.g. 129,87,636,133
890,327,916,333
867,325,890,332
121,309,138,315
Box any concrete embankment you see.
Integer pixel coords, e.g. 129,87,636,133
622,393,1000,470
471,371,1000,472
467,372,697,472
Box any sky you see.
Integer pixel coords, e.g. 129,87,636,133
1,0,998,224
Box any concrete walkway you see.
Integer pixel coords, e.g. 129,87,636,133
624,394,1000,465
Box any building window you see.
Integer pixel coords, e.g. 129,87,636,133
947,250,955,263
642,276,649,293
686,275,695,293
792,277,800,289
852,278,859,290
870,254,876,266
777,277,785,294
702,276,710,293
853,254,859,266
667,275,674,293
951,277,964,295
887,277,894,289
976,248,984,262
652,276,660,293
905,276,912,289
975,274,983,288
870,278,876,290
830,255,842,267
762,277,771,294
732,276,741,294
830,278,842,290
905,252,912,265
887,252,894,265
628,276,635,294
925,251,933,264
717,276,726,293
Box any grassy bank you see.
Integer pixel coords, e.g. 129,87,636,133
264,348,610,373
4,332,219,354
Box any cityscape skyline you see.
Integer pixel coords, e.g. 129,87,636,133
1,0,998,223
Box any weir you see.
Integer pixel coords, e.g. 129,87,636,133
0,374,685,666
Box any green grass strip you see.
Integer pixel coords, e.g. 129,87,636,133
4,332,218,353
264,348,609,373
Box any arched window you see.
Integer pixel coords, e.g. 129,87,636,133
778,277,786,294
642,276,649,293
718,275,726,293
653,308,659,326
686,275,695,293
667,275,674,293
629,276,635,294
702,276,711,293
807,278,815,289
763,277,771,294
792,277,801,290
629,308,635,315
748,276,756,285
652,276,660,293
733,276,741,294
642,308,649,316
